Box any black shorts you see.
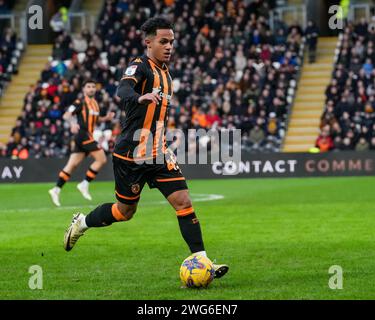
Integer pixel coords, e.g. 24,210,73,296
72,131,100,154
113,153,188,205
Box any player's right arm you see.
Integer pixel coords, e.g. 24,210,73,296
116,60,161,105
64,99,82,134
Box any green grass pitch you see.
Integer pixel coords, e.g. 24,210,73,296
0,177,375,299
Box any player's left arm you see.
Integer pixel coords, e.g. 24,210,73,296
116,60,148,104
64,99,82,134
98,111,115,123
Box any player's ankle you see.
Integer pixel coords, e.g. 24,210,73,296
81,180,89,187
193,250,207,258
54,186,61,193
79,215,89,232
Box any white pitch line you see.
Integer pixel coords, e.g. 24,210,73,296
1,193,225,213
156,193,225,204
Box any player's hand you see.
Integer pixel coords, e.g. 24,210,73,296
138,93,161,105
106,112,115,121
70,123,80,134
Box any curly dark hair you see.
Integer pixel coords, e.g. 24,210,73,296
82,79,97,87
140,17,174,36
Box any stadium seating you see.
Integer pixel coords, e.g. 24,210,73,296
3,0,304,158
0,27,23,98
0,0,22,96
316,18,375,152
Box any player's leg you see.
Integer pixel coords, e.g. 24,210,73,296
77,147,107,201
64,201,138,251
166,189,206,255
63,201,138,251
48,152,86,206
166,189,229,279
154,159,229,279
63,157,144,251
84,201,137,228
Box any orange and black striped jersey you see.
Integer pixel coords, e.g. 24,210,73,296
68,96,101,134
115,54,173,161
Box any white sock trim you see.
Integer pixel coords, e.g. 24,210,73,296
79,215,89,232
193,251,207,258
81,180,89,187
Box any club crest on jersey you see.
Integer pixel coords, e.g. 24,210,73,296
125,65,137,76
131,183,140,194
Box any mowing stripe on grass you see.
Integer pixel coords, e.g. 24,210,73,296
0,193,225,213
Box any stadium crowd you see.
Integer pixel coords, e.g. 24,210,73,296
317,17,375,152
0,26,21,98
0,0,21,96
1,0,304,158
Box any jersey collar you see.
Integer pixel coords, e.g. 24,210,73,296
143,54,168,71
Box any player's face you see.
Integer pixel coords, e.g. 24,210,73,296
148,29,174,63
83,83,96,97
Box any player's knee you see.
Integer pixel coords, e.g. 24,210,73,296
96,156,107,167
117,202,137,220
174,196,192,211
100,155,107,165
66,163,77,171
124,208,136,220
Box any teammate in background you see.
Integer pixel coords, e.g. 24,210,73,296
63,17,229,280
49,80,114,206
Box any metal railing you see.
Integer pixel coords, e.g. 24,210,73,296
70,0,83,12
66,12,98,33
0,13,15,29
67,0,105,33
270,5,307,31
67,12,87,32
348,3,374,22
0,12,27,43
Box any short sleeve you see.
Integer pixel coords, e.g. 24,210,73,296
67,99,82,115
120,58,146,84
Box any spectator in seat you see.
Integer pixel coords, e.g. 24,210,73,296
316,128,333,152
341,137,353,150
355,137,369,151
249,124,265,149
333,136,343,150
363,58,373,77
50,7,69,33
370,137,375,150
72,33,88,53
354,18,368,37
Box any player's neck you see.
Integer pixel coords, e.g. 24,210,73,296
146,52,165,69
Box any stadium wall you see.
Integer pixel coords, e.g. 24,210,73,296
0,152,374,183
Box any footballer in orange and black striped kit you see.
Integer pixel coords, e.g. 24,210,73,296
63,17,228,281
69,96,102,154
48,80,114,206
112,52,188,205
